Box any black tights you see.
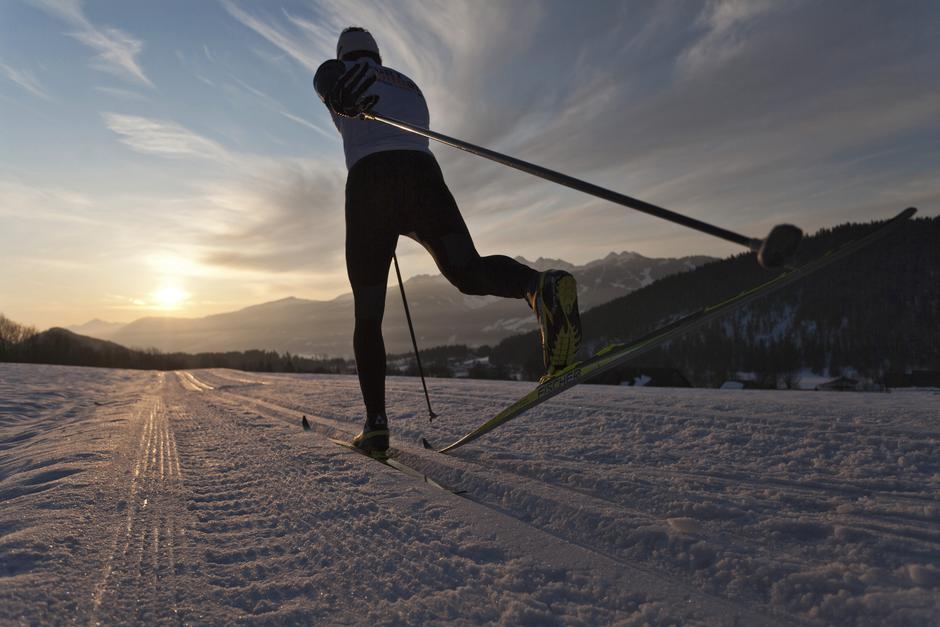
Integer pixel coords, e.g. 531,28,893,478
345,150,537,418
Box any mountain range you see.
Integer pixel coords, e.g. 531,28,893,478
70,252,714,356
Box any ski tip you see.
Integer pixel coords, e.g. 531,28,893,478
420,437,433,450
301,415,311,431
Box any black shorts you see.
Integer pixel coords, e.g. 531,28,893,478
345,150,535,320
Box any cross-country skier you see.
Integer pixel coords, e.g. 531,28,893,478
314,27,582,454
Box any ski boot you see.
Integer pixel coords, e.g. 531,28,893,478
527,269,582,382
352,413,389,458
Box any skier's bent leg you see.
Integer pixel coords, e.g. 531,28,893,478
414,230,538,299
405,152,537,298
449,239,536,298
405,149,581,376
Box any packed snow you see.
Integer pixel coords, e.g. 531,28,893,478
1,363,939,625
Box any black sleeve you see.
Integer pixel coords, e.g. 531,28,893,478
313,60,346,102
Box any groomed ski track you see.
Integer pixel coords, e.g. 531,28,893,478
3,365,939,624
184,370,779,625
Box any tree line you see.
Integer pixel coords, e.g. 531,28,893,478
0,317,355,375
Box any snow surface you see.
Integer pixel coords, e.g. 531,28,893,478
2,363,939,625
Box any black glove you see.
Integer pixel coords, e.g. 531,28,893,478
327,63,380,118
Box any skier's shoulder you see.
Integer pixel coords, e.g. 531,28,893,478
313,59,345,100
371,62,422,95
314,58,421,98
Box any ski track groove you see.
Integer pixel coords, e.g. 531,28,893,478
191,370,940,624
90,378,185,625
205,376,938,512
209,376,940,458
171,372,668,622
201,379,792,623
377,382,940,441
164,373,368,623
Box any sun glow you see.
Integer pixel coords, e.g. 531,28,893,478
151,285,189,310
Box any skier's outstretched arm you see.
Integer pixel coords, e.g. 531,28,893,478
314,60,379,118
313,60,346,102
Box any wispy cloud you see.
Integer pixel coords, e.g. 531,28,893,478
677,0,781,75
223,1,325,73
93,85,147,101
0,179,99,224
102,113,232,163
193,158,347,274
0,62,51,100
99,109,347,277
31,0,153,86
227,75,335,140
278,110,336,141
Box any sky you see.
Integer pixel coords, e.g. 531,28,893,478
1,0,938,329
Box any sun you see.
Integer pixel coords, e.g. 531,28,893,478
151,285,189,310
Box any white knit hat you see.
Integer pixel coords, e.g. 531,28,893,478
336,28,380,61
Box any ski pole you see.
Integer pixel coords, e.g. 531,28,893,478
362,111,802,268
393,253,438,422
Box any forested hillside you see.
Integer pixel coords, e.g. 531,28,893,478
492,215,939,385
0,317,353,374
